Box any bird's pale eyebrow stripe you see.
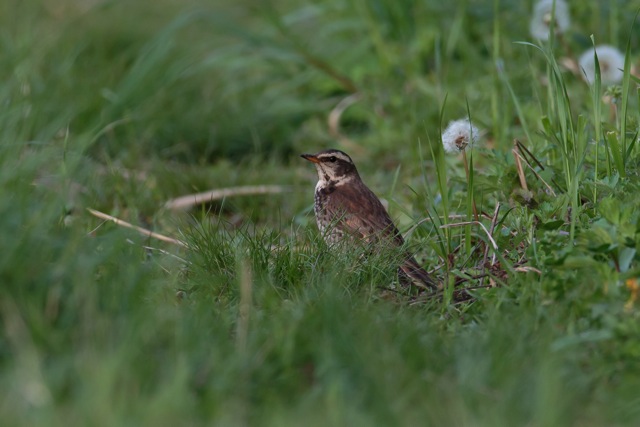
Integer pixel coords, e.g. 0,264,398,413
319,153,351,162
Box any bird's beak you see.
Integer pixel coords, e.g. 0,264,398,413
301,154,320,164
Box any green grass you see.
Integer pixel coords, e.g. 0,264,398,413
2,0,640,425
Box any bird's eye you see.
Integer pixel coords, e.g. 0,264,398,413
329,156,337,162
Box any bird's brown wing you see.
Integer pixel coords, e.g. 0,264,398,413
324,181,405,247
320,181,438,291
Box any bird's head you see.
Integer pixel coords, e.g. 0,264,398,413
301,149,358,184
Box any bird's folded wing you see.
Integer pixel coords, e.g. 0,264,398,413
325,184,405,246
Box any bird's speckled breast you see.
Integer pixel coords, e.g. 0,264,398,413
314,182,346,244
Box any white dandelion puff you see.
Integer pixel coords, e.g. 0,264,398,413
530,0,570,41
578,45,625,85
442,119,481,154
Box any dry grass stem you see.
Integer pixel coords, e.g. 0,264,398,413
480,203,501,287
513,147,529,191
485,203,501,263
440,221,499,253
405,213,494,239
513,149,557,196
514,266,542,274
87,208,188,247
328,93,361,137
327,93,365,154
165,185,292,210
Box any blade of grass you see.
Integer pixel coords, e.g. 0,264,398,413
496,55,534,146
589,35,603,200
605,131,625,176
618,10,639,170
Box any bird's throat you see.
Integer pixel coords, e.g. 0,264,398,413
315,174,353,193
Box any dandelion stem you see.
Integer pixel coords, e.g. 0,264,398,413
461,151,479,221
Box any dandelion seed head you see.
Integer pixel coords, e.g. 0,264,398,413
578,45,625,85
530,0,570,41
442,119,480,154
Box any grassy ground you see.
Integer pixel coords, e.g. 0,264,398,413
2,0,640,425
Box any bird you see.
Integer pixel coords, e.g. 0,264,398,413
301,148,437,291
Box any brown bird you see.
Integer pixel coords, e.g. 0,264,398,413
301,149,437,291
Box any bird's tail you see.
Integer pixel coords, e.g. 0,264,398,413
399,256,438,291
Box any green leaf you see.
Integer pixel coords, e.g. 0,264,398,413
540,116,554,139
618,247,637,273
551,329,614,351
605,131,626,178
561,256,600,268
539,219,565,230
577,226,615,252
599,197,622,226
